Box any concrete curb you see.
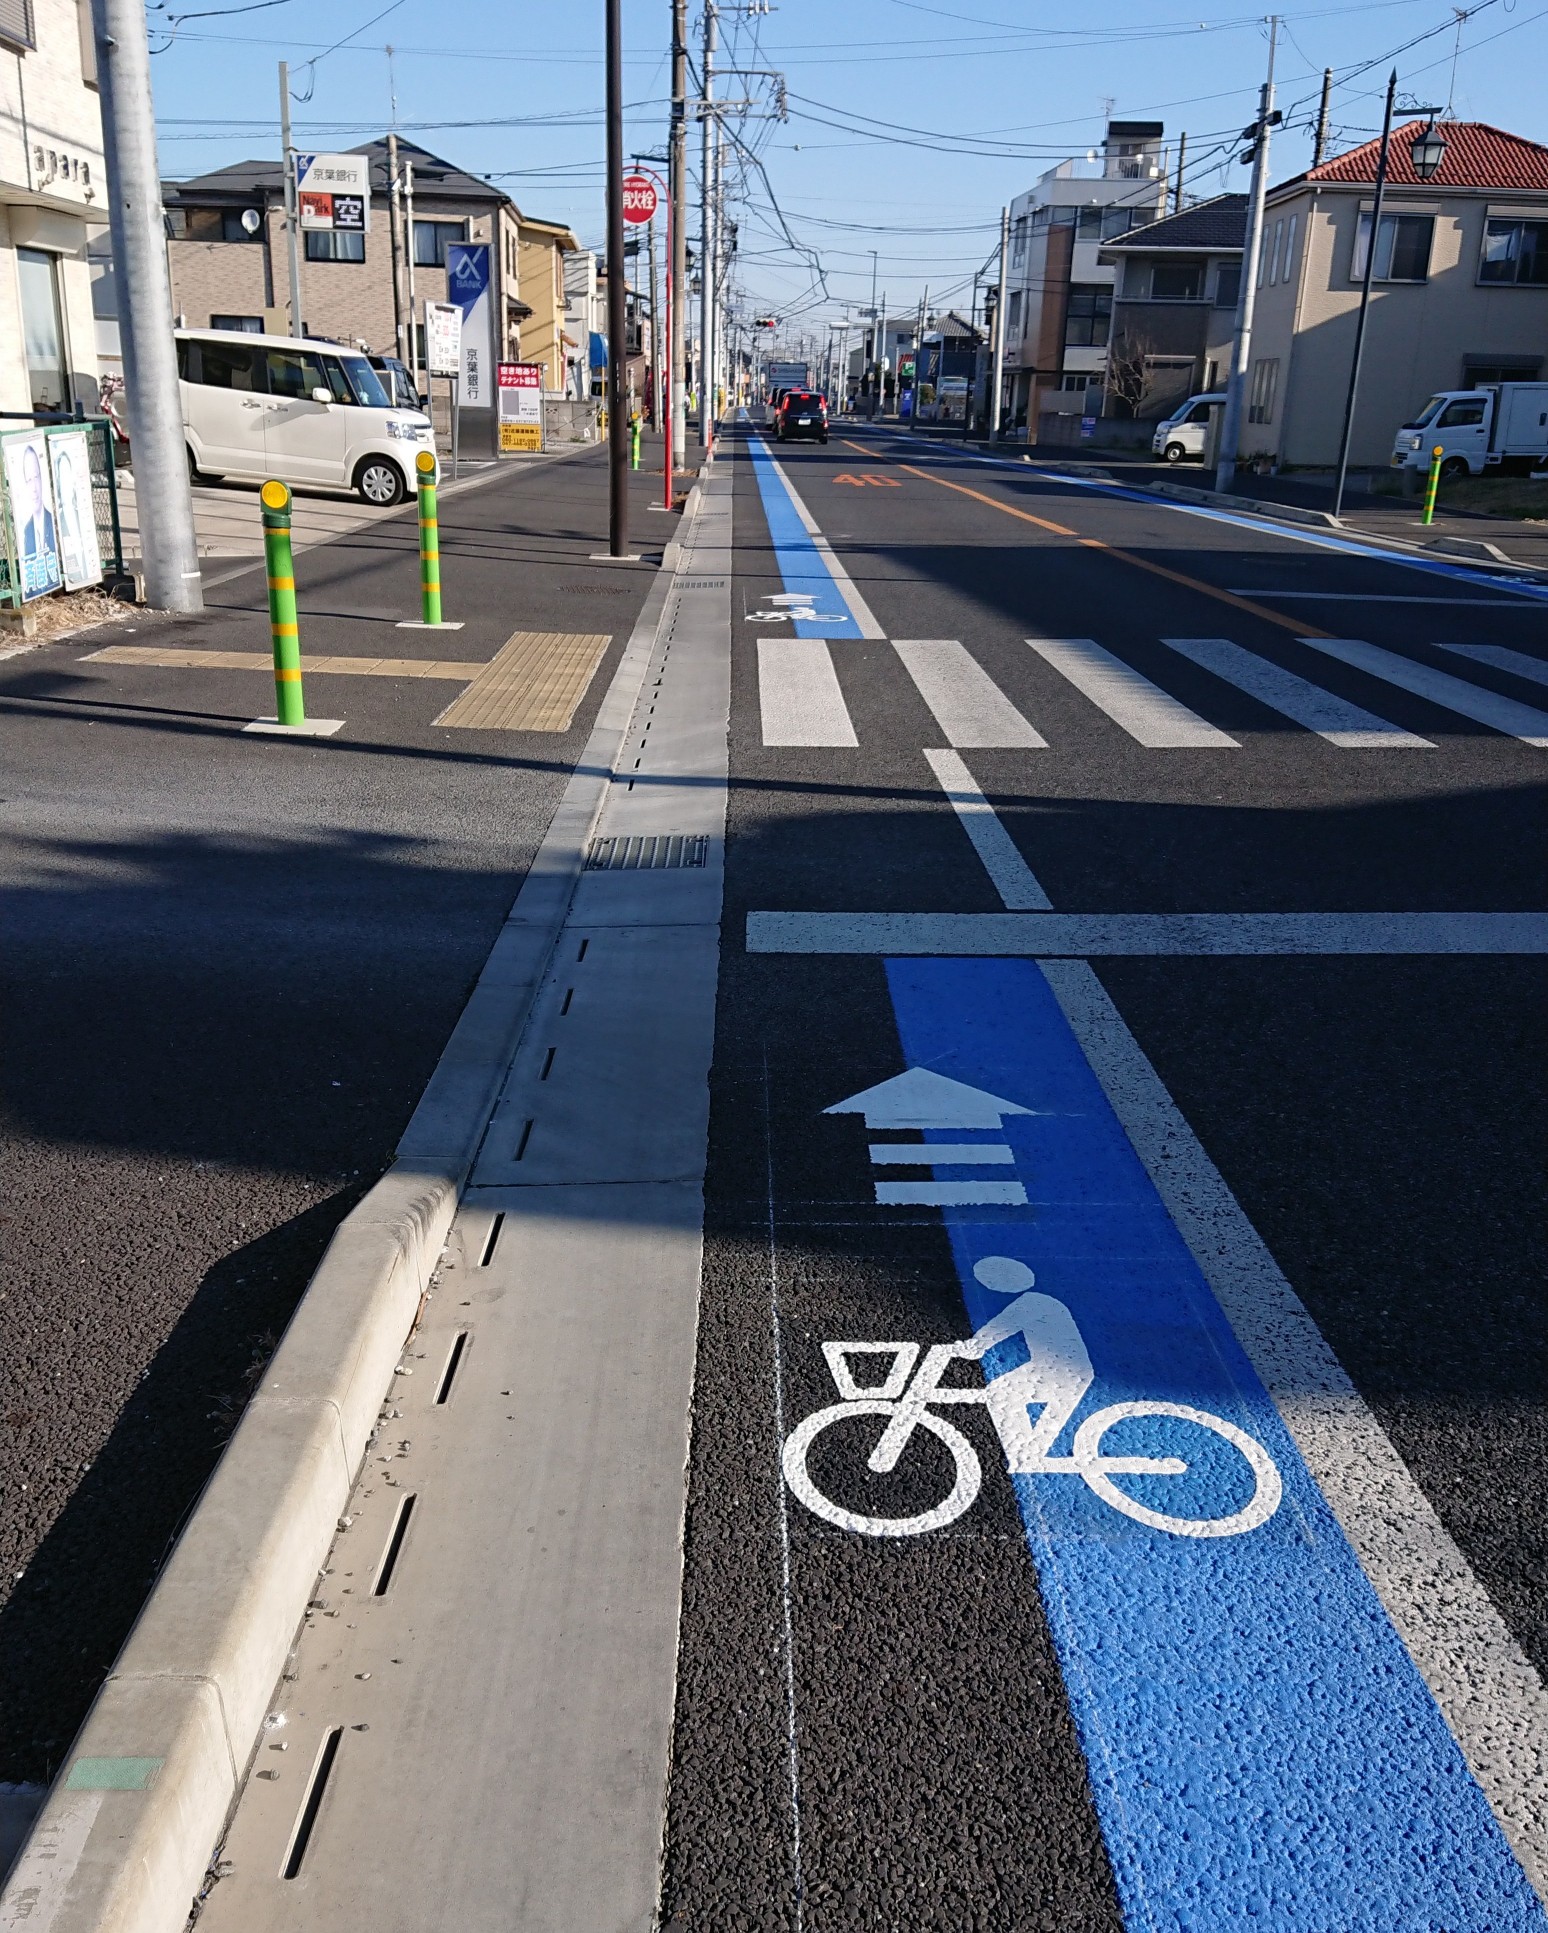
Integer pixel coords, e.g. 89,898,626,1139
1144,479,1343,529
0,494,697,1933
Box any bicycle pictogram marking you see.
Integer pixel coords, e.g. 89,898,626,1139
782,1256,1283,1540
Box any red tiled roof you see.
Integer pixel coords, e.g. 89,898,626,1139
1303,120,1548,191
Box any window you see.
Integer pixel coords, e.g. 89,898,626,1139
1059,373,1097,390
306,228,365,262
17,248,67,411
339,354,391,407
184,207,262,243
1150,259,1204,301
1064,285,1113,348
1478,219,1548,287
413,219,467,267
1280,213,1299,286
1102,206,1141,240
193,339,264,391
1214,262,1242,310
265,346,331,399
1352,212,1434,282
1436,397,1487,428
0,0,36,52
1247,357,1279,424
77,0,97,85
1264,219,1282,286
1463,357,1542,386
1007,290,1022,337
210,314,262,333
1011,215,1028,266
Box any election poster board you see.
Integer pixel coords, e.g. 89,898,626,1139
294,152,370,233
497,363,544,453
426,301,462,380
2,429,63,601
445,242,493,409
48,430,102,590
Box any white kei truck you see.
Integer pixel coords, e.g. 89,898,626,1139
1391,383,1548,481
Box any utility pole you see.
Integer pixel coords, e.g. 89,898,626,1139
605,0,629,552
1173,131,1187,215
1313,67,1333,166
867,248,878,416
91,0,202,609
990,204,1009,440
387,131,407,367
670,0,688,469
699,0,717,449
1331,70,1397,518
1216,15,1278,494
277,63,304,337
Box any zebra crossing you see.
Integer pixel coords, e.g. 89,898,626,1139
754,632,1548,750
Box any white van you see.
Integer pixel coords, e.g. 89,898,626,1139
176,328,436,504
1152,392,1226,463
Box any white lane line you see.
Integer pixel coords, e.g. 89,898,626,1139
1027,636,1239,748
1300,638,1548,746
1434,642,1548,689
1159,636,1434,748
756,638,858,747
874,1179,1029,1206
867,1142,1016,1164
1039,956,1548,1894
762,445,886,639
893,640,1047,748
924,750,1053,911
1226,592,1539,605
745,910,1548,955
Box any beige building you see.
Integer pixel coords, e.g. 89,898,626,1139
1241,121,1548,468
1,0,107,414
162,140,576,388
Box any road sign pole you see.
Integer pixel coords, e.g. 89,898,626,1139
605,0,629,552
261,480,304,726
278,64,304,338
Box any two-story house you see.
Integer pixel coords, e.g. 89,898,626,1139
1097,194,1246,419
1,0,106,414
1000,121,1171,436
1241,121,1548,467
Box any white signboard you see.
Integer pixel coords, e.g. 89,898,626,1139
497,362,544,452
445,242,493,409
294,152,370,232
425,302,462,380
48,431,102,590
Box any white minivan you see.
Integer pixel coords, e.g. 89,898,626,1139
1151,392,1226,463
176,328,436,504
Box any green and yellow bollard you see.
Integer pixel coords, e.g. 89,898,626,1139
630,414,642,470
1421,443,1444,526
416,449,442,625
261,479,304,727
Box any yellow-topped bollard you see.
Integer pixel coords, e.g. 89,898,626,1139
1421,444,1444,527
415,450,442,626
630,413,642,471
261,479,304,727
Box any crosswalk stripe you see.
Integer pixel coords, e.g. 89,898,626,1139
1300,638,1548,747
1433,642,1548,691
756,637,858,746
893,639,1047,747
1027,636,1239,747
925,750,1052,909
1159,636,1434,747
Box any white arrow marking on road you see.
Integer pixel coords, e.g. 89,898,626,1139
827,1069,1032,1205
825,1067,1033,1129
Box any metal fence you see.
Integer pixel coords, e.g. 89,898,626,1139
0,416,125,611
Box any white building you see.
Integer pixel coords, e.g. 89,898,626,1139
563,248,600,399
1,0,107,414
1000,121,1171,436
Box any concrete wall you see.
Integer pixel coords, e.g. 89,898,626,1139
1247,183,1548,467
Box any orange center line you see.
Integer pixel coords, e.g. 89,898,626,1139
841,440,1332,640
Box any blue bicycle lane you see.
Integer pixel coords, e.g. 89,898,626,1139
877,955,1544,1932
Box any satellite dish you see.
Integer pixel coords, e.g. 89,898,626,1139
241,207,261,234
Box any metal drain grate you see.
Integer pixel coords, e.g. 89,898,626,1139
586,834,709,871
677,578,728,589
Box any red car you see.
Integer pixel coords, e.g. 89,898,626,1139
775,390,828,444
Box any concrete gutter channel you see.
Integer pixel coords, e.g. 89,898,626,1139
0,472,709,1933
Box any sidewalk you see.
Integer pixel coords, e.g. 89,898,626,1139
0,433,691,1799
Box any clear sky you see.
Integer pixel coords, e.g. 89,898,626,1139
147,0,1548,337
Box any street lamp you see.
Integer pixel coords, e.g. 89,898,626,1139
1409,117,1447,180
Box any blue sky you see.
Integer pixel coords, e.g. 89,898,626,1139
148,0,1548,329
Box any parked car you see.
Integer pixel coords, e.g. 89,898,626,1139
774,390,829,443
1390,383,1548,480
368,354,424,412
175,328,436,504
1151,392,1226,463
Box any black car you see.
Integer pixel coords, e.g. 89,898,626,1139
775,390,829,443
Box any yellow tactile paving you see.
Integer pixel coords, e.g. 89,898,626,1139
86,645,483,679
432,631,611,732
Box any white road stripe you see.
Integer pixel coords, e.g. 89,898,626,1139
924,750,1053,910
1027,636,1239,747
868,1142,1015,1164
1301,637,1548,746
893,640,1047,748
1434,642,1548,689
874,1180,1028,1206
1159,636,1434,748
746,910,1548,955
1226,592,1540,606
762,446,886,638
756,638,858,747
